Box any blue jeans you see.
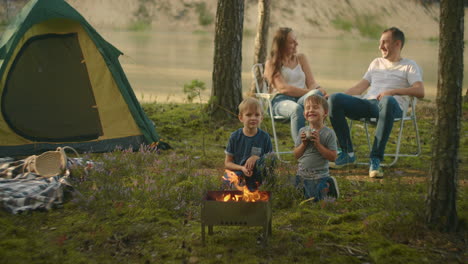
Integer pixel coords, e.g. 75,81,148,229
328,93,403,160
271,89,323,142
295,176,331,201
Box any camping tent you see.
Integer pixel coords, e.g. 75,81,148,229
0,0,162,157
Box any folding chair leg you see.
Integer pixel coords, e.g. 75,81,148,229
269,107,281,160
382,118,405,167
413,114,422,156
347,97,421,167
356,121,373,166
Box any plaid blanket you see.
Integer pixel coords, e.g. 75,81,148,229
0,158,71,214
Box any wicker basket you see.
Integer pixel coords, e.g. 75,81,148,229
23,147,78,177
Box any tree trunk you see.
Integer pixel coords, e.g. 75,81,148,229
210,0,244,119
5,0,9,21
465,85,468,103
250,0,270,96
425,0,464,232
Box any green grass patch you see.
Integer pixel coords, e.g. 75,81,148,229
0,100,466,263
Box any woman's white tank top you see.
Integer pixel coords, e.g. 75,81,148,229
280,63,306,89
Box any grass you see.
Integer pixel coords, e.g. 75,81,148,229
0,100,467,264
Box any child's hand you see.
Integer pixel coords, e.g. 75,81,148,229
245,155,260,171
300,131,309,145
310,130,321,146
241,166,252,177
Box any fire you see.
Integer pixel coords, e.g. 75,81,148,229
219,170,269,202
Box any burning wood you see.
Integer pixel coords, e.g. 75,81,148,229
221,170,269,202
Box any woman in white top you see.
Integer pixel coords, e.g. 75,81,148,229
264,27,328,143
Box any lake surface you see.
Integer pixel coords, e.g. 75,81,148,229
99,30,449,103
1,27,464,103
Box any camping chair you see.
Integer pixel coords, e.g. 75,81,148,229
252,63,292,160
349,96,422,167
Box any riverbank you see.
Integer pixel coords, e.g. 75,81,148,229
1,0,466,40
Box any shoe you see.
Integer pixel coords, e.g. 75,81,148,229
369,158,384,178
327,176,340,198
331,152,356,168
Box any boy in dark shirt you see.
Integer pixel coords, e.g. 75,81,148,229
224,98,273,191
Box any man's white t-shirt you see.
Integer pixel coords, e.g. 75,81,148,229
363,57,423,112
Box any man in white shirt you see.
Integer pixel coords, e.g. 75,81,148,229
328,27,425,178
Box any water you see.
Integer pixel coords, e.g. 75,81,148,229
99,30,448,103
1,27,463,102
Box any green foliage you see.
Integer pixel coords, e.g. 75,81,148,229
331,15,383,39
130,0,154,31
194,2,213,26
183,79,206,103
355,15,384,39
332,17,353,32
127,20,151,31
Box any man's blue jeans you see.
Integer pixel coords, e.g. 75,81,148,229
271,89,323,142
328,93,403,161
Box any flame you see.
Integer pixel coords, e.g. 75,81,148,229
219,170,269,202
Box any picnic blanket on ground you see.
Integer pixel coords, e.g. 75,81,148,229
0,158,72,214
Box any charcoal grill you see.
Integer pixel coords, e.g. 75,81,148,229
201,190,272,245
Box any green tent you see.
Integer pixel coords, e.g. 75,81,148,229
0,0,163,157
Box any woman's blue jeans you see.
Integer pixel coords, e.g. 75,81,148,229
271,89,323,142
328,93,403,161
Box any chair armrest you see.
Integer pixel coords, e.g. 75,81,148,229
255,93,275,100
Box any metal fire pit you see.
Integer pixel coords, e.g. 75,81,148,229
201,190,272,245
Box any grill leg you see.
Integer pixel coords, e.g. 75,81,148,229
201,223,205,245
262,222,269,246
269,218,272,236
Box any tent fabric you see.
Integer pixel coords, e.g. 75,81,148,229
0,0,162,157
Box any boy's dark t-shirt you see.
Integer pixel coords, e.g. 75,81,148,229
225,128,273,166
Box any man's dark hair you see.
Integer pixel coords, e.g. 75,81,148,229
383,27,405,49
